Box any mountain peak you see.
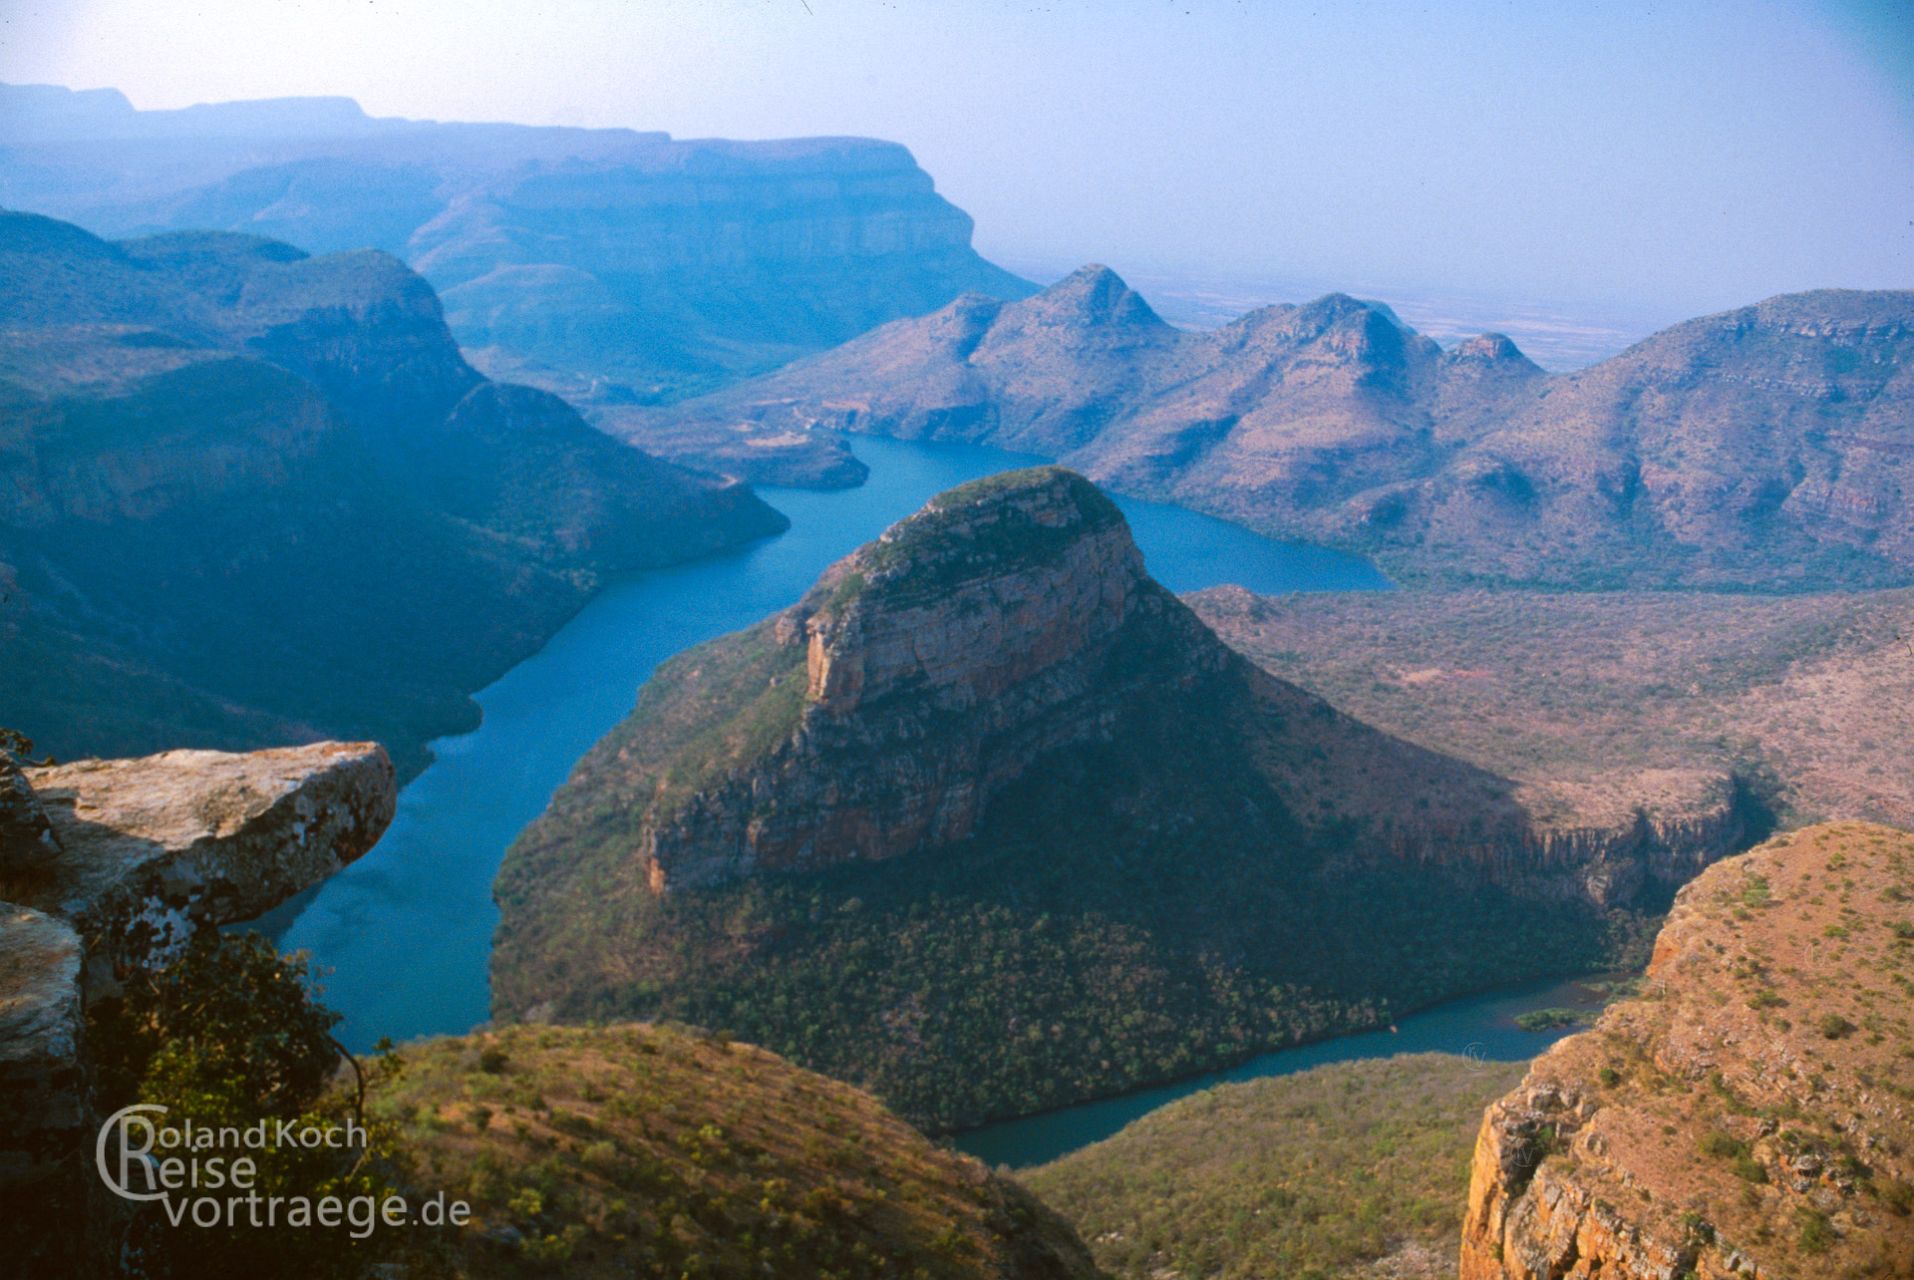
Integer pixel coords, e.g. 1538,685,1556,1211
1028,263,1166,328
855,465,1128,587
1445,331,1541,374
798,468,1143,706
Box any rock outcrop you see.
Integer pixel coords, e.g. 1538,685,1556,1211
654,266,1914,590
0,211,785,775
0,757,61,871
493,469,1746,1129
0,81,1036,404
17,743,394,974
1459,822,1914,1279
0,741,395,1271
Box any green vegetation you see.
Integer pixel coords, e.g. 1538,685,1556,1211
646,622,809,820
1514,1007,1585,1032
377,1023,1096,1280
497,633,1657,1130
1025,1054,1524,1280
855,467,1127,604
88,933,413,1278
84,935,1097,1279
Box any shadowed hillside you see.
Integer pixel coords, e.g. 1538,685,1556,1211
0,211,785,774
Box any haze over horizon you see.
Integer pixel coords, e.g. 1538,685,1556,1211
3,0,1909,324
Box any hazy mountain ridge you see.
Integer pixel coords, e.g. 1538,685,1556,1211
0,82,1037,402
649,266,1914,589
492,469,1754,1130
0,211,785,775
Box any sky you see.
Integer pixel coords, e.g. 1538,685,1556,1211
2,0,1910,319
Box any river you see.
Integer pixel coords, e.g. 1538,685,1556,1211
270,434,1605,1171
951,973,1612,1168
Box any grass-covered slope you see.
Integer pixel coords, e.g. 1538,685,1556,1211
377,1022,1100,1280
1025,1054,1526,1280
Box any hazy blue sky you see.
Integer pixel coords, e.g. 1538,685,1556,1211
4,0,1909,316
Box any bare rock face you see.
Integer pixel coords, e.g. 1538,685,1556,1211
0,757,61,871
0,740,394,1224
19,742,395,975
0,905,83,1187
1459,822,1914,1280
642,467,1190,892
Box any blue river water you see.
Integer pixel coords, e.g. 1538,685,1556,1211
272,434,1388,1059
951,973,1611,1169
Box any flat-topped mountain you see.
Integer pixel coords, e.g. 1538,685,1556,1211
0,211,784,773
1461,822,1914,1279
0,82,1035,404
650,266,1914,589
494,468,1754,1129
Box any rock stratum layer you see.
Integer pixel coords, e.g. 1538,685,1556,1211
1460,822,1914,1279
0,210,785,774
494,469,1748,1129
0,81,1035,406
654,264,1914,589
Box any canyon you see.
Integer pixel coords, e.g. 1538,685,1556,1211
0,82,1036,404
492,468,1758,1130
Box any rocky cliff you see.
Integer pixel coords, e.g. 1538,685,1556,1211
652,266,1914,589
1459,822,1914,1279
0,211,785,774
0,741,395,1272
0,81,1036,404
493,468,1744,1129
636,467,1220,893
